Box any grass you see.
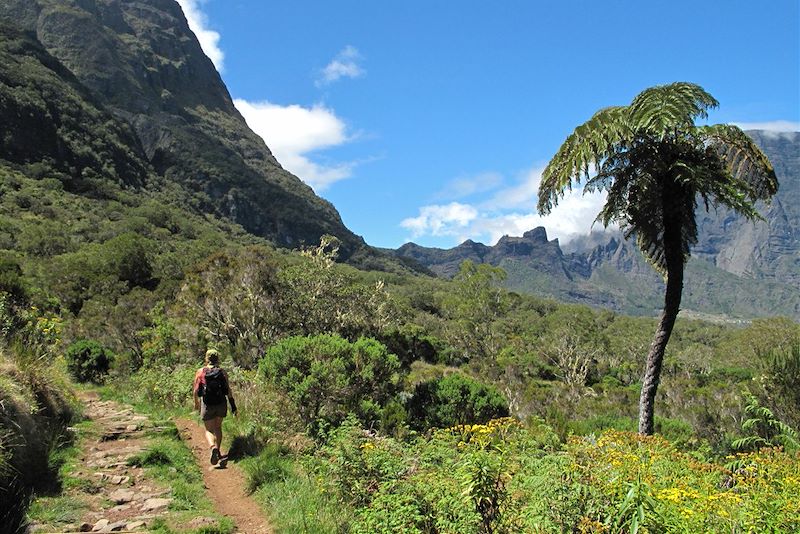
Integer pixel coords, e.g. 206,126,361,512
149,517,236,534
24,406,87,528
26,495,86,524
239,443,290,494
251,463,352,534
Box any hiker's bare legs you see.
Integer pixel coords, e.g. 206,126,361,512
213,417,223,453
203,417,224,450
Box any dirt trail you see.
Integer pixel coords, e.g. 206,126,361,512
26,392,273,533
176,418,273,534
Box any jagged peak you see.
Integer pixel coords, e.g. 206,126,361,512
522,227,549,243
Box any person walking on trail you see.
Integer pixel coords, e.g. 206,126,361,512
193,349,237,466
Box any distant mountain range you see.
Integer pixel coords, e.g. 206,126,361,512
395,131,800,320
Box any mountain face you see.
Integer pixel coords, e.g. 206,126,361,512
0,0,364,254
396,131,800,320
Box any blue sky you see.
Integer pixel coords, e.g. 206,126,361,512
176,0,799,249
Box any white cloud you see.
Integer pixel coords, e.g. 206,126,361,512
401,203,479,238
402,166,611,246
234,99,356,191
174,3,363,191
731,120,800,133
481,166,544,210
176,0,225,72
316,46,365,86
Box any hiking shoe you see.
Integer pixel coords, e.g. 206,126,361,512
210,447,220,465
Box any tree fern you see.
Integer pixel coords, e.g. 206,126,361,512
537,82,778,434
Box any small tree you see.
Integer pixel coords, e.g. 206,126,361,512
441,261,509,362
279,235,395,339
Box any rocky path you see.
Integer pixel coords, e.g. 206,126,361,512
26,392,272,533
176,418,273,534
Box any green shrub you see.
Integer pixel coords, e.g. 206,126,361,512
0,256,27,302
64,339,113,383
260,334,402,433
407,374,509,431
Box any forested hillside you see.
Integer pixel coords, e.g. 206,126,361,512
0,0,383,259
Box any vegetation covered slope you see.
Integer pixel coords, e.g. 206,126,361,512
0,0,367,256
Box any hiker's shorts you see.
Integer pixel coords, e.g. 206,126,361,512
201,400,227,421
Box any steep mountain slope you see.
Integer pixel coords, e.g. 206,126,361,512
0,0,365,255
396,131,800,320
0,23,150,191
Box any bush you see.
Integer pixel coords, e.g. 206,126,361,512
64,340,113,383
260,334,402,432
407,374,509,431
126,366,196,409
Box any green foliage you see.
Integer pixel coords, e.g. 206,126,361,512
126,444,173,467
139,302,180,369
64,339,113,383
757,338,800,427
127,366,196,409
311,417,558,533
260,334,402,432
279,235,397,340
539,83,777,272
0,256,28,302
441,261,509,362
407,374,509,430
249,462,351,533
178,246,283,368
102,233,154,288
179,239,399,368
731,390,799,454
611,473,665,534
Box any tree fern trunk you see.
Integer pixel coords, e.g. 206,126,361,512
638,259,683,435
639,193,686,435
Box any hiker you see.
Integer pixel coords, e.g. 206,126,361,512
193,349,237,465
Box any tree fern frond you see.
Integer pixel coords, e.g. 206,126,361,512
731,435,769,451
698,124,778,201
629,83,718,137
538,106,629,214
